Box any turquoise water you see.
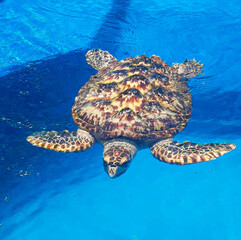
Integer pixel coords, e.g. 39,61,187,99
0,0,241,239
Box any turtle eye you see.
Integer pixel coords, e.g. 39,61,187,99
103,161,108,166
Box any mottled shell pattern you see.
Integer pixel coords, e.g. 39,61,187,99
72,54,192,146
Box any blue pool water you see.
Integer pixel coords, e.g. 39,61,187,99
1,0,241,239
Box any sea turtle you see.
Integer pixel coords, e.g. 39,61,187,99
27,49,236,178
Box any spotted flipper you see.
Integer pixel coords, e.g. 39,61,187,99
172,59,203,79
103,140,137,178
27,129,95,152
86,49,117,71
150,139,236,165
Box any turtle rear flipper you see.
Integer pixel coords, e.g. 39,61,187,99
86,49,117,71
27,129,95,152
172,59,203,79
150,139,236,165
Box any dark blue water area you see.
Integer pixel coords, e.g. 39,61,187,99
1,0,241,239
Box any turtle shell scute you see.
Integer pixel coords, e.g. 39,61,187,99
72,55,192,144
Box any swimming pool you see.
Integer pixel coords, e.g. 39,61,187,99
0,0,241,239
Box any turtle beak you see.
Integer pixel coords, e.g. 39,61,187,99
107,166,118,178
103,161,131,178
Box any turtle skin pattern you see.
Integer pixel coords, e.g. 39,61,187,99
72,55,201,145
27,129,95,152
151,140,236,165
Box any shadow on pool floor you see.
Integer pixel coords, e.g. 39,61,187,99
0,0,131,222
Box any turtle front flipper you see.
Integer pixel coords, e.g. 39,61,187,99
103,140,137,178
172,59,203,79
86,49,117,71
150,139,236,165
27,129,95,152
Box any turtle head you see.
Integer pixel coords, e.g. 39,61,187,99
103,140,137,178
103,157,131,178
